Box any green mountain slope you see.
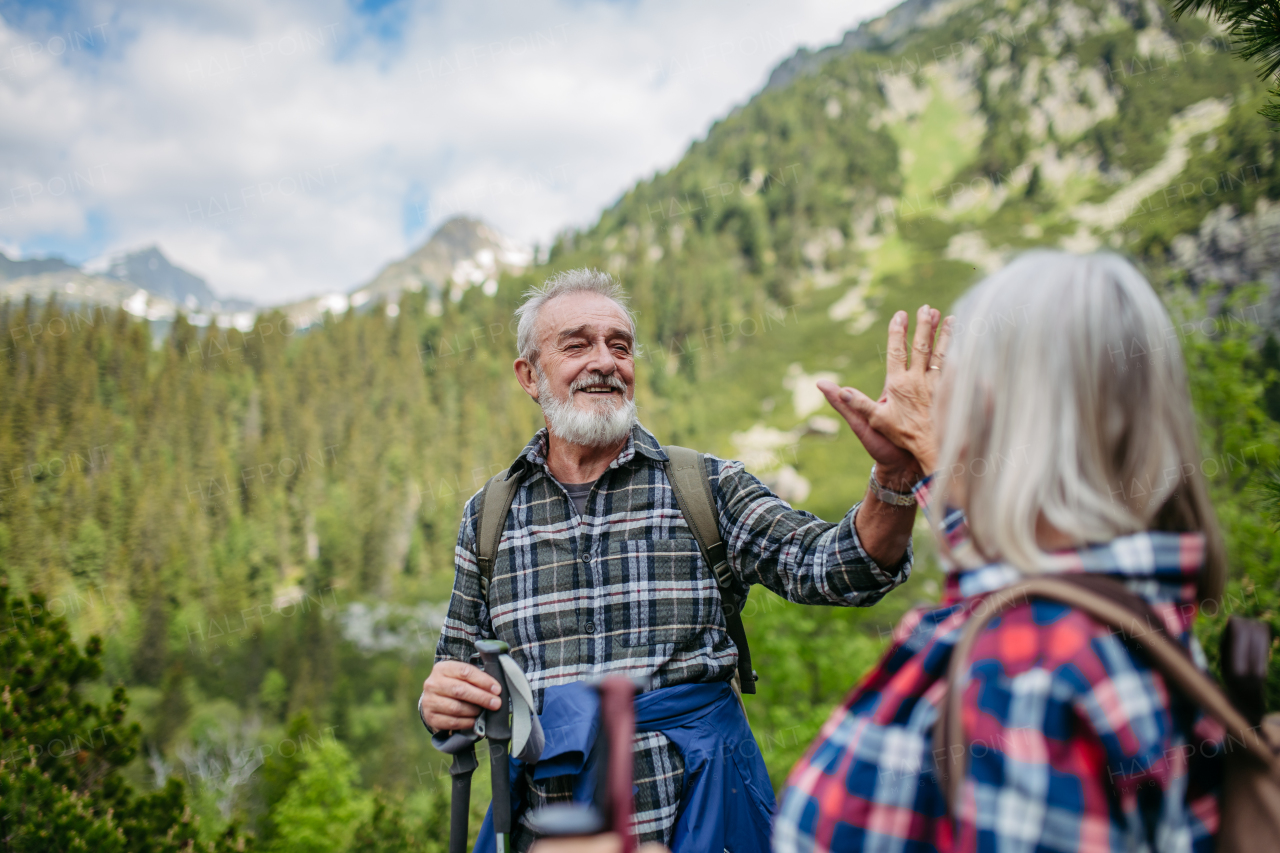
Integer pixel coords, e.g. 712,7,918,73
543,0,1278,545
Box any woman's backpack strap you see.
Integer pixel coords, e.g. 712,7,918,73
933,575,1277,815
475,470,519,597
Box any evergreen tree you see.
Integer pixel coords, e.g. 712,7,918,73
265,740,371,853
0,581,251,852
1170,0,1280,121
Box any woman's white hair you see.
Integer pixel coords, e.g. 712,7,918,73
514,268,636,365
931,250,1225,603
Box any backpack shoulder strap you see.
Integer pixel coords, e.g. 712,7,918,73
933,575,1274,813
475,469,519,597
663,445,756,694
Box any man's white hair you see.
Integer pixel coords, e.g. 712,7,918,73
931,250,1224,603
514,268,636,364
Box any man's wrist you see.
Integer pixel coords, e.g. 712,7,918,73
871,464,920,495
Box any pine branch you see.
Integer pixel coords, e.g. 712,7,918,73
1167,0,1280,124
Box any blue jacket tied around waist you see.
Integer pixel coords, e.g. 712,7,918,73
474,681,776,853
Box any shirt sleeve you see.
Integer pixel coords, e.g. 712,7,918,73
708,455,911,606
434,491,495,666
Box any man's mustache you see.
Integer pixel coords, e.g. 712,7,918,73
570,372,626,393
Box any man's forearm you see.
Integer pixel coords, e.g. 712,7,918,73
852,481,916,568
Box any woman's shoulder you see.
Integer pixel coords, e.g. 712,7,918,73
971,596,1117,664
960,593,1190,750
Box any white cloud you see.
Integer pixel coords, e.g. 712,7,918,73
0,0,897,303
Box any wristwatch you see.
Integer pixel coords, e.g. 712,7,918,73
868,464,918,507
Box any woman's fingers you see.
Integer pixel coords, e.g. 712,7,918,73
910,304,938,374
930,315,954,376
884,310,910,377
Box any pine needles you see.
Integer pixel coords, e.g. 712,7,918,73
1169,0,1280,123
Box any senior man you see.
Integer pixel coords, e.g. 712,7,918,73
420,269,924,852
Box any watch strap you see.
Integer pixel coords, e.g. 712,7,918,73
868,464,918,507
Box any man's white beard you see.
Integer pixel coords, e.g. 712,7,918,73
536,368,636,448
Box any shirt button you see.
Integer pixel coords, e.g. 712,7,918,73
585,621,596,634
581,553,592,563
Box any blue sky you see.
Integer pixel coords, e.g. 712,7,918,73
0,0,896,303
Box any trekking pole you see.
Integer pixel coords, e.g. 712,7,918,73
525,676,641,852
431,728,481,853
476,639,513,853
596,677,638,853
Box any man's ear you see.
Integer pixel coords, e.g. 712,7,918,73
514,357,540,401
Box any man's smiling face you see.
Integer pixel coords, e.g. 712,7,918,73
512,289,638,449
531,291,636,413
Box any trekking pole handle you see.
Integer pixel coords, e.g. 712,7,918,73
476,640,513,739
476,639,513,842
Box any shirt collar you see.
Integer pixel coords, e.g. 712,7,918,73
949,531,1206,602
914,475,1207,606
506,422,668,480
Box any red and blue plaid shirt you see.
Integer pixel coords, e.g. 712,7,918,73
775,477,1224,853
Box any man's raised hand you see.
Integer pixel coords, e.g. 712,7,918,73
818,376,920,491
419,659,503,732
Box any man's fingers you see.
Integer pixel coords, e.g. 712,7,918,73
443,678,502,710
456,662,502,694
838,386,878,421
428,664,502,710
440,659,502,694
428,713,481,732
884,310,909,377
822,382,869,424
910,305,937,373
820,381,876,429
424,695,484,719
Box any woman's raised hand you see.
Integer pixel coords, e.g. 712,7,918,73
826,305,952,477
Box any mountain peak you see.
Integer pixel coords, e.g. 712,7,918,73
765,0,977,91
0,251,76,282
272,216,531,329
84,245,256,313
95,246,213,308
358,216,531,308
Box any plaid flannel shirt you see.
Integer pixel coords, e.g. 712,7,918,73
434,423,912,847
775,476,1224,853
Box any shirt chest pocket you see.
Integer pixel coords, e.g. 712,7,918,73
602,538,718,647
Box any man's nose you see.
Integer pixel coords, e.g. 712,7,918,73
585,341,616,373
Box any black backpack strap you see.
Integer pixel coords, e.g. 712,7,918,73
663,445,756,695
475,469,519,598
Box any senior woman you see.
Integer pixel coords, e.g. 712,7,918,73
534,251,1227,853
778,250,1226,852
